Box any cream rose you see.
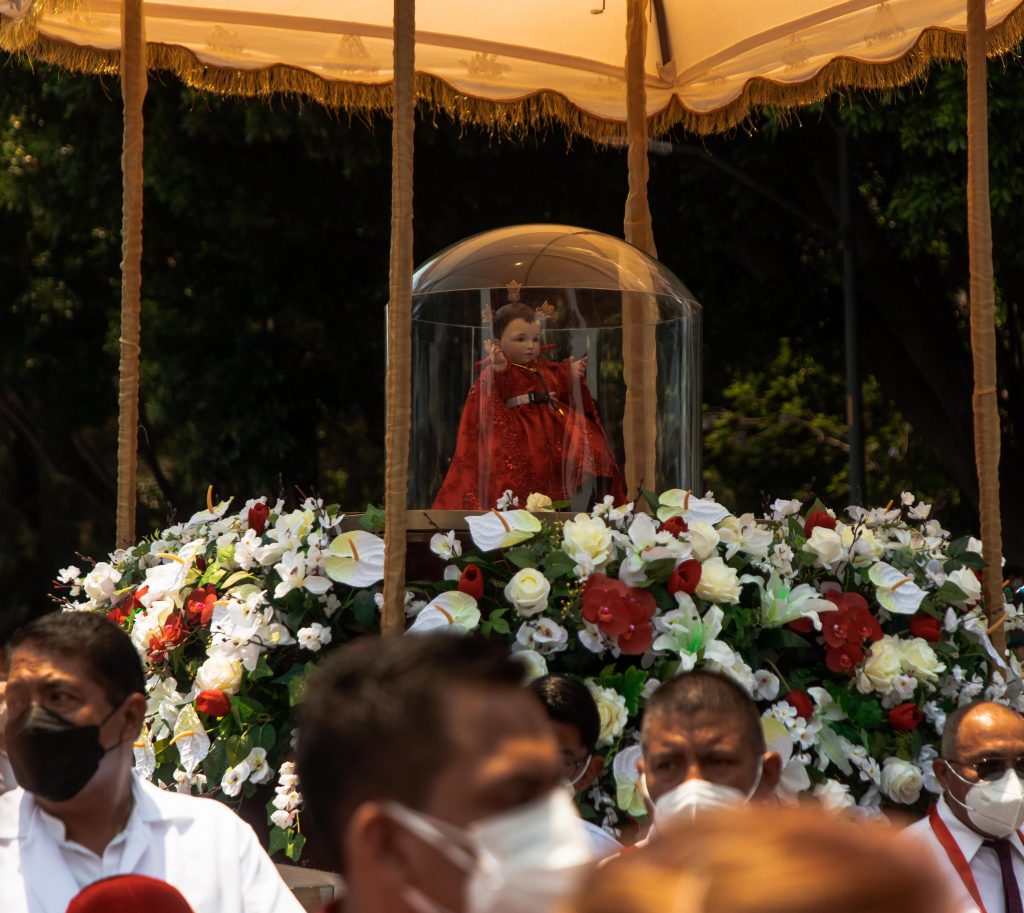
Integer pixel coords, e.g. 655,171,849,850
504,568,551,617
687,521,720,561
587,681,628,747
525,492,554,513
510,648,549,683
694,557,741,604
880,757,923,805
195,652,244,695
812,779,855,811
857,635,903,695
803,526,846,568
562,515,613,574
900,637,945,683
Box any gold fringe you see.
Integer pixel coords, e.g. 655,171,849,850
3,2,1024,141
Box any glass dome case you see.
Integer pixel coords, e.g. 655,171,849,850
410,224,702,511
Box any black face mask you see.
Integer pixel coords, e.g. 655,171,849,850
6,703,121,802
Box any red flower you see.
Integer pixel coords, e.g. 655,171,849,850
457,563,485,600
825,641,864,675
804,509,837,538
248,502,270,535
910,612,942,643
667,559,702,596
783,690,815,720
581,573,657,656
195,689,231,718
888,702,924,731
183,584,219,627
787,617,814,634
659,516,689,538
821,602,855,649
836,592,883,644
107,585,149,625
148,614,187,663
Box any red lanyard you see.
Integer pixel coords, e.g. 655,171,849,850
928,804,1024,913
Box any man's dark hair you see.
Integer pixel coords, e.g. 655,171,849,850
530,674,601,753
642,670,766,752
493,301,539,340
7,611,145,706
297,634,523,866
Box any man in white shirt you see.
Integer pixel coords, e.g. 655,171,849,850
905,701,1024,913
0,611,304,913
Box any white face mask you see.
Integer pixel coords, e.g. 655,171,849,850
386,788,596,913
650,757,763,825
946,763,1024,838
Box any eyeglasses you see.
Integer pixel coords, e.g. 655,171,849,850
560,750,592,784
951,757,1024,782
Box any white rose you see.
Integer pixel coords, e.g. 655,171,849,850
510,649,549,683
587,682,628,748
857,636,903,695
900,637,945,683
813,779,855,811
525,493,554,513
688,521,720,561
946,567,982,605
504,568,551,617
803,526,846,568
694,557,741,604
880,758,923,805
195,653,244,695
562,515,613,573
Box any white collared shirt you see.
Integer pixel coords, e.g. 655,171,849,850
905,795,1024,913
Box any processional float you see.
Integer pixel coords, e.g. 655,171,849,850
1,0,1021,650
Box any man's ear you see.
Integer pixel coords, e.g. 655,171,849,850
934,757,953,791
576,754,605,793
757,751,783,797
346,802,416,882
120,693,147,742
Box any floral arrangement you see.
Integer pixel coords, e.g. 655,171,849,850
53,487,1024,855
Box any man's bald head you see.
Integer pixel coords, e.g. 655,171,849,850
940,702,1024,759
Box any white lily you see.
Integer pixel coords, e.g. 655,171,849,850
868,562,926,614
406,591,481,635
651,594,734,670
740,571,837,629
325,530,386,587
656,489,731,526
273,550,332,598
718,513,774,560
467,509,542,551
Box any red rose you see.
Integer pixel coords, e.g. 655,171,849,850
457,563,485,600
195,689,231,718
183,584,219,627
888,702,924,731
107,585,149,625
667,559,702,596
804,509,837,538
825,641,864,675
659,516,689,538
248,501,270,535
581,573,657,656
783,690,815,720
910,613,942,643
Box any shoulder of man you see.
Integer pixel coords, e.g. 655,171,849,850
133,777,254,832
0,787,28,842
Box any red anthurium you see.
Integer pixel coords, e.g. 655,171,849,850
783,690,815,720
825,641,864,675
183,584,219,627
804,509,837,538
195,689,231,718
107,585,149,625
248,501,270,535
457,563,485,600
582,573,657,655
667,559,702,596
909,612,942,643
659,516,689,538
888,702,924,731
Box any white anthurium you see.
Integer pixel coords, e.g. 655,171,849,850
656,489,731,526
612,743,647,817
187,494,234,526
325,530,386,587
172,704,210,776
273,550,332,598
132,734,157,781
868,562,926,614
762,717,810,800
143,538,206,600
651,594,733,670
807,686,847,722
406,591,481,635
740,571,837,630
718,513,773,561
467,509,542,551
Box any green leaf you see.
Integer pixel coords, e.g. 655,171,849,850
249,655,273,682
505,547,537,569
352,590,379,630
219,570,257,591
619,666,649,716
934,581,968,605
641,489,660,512
225,734,252,766
542,550,576,580
643,558,676,586
203,741,228,786
286,832,306,862
268,827,289,858
231,695,267,718
489,612,511,635
359,504,386,533
250,723,277,751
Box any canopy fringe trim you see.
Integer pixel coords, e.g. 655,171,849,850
3,3,1024,140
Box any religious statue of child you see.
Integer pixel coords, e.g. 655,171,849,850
432,287,626,511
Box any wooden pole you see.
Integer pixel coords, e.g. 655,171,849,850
381,0,415,634
116,0,146,549
965,0,1006,656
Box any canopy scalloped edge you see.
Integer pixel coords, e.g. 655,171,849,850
2,3,1024,140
